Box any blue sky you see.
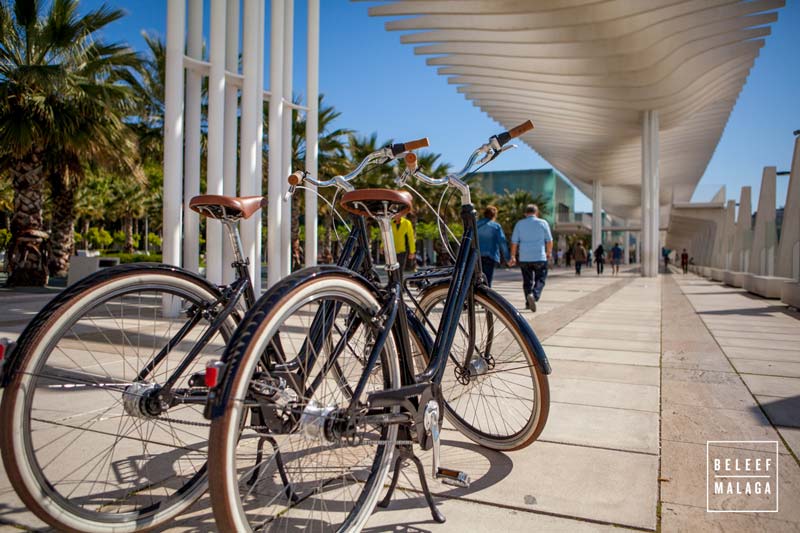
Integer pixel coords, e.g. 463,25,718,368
83,1,799,213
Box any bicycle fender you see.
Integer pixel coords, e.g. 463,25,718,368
1,263,223,388
420,280,552,375
208,265,382,419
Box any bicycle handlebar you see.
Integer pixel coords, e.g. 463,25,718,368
286,137,429,194
403,120,533,202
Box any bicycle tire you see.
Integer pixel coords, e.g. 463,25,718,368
413,283,549,451
0,264,237,532
209,266,400,532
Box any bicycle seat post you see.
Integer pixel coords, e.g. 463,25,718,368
375,216,399,273
221,220,249,278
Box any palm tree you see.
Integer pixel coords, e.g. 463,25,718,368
0,0,140,284
108,176,148,253
495,189,550,238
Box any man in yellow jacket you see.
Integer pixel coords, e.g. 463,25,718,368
392,215,416,271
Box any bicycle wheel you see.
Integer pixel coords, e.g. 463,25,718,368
0,265,236,532
413,283,549,451
209,268,400,532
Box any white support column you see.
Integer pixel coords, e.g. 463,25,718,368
222,0,240,283
592,181,602,250
267,0,285,288
240,0,264,291
305,0,320,267
163,0,185,273
182,0,202,274
206,0,226,284
623,221,630,265
641,110,660,277
280,0,294,277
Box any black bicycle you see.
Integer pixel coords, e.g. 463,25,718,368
205,121,551,532
0,138,429,532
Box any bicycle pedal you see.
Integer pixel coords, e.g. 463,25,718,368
435,467,470,488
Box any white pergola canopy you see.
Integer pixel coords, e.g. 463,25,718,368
365,0,784,220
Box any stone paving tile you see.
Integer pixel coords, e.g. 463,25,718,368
390,436,658,531
542,402,659,454
549,359,659,386
662,401,781,448
544,334,660,354
550,377,659,412
661,368,759,411
740,375,800,398
717,337,800,353
555,324,660,342
734,360,800,378
722,347,800,363
661,502,800,533
662,349,737,372
544,345,660,367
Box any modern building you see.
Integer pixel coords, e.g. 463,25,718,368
469,168,575,227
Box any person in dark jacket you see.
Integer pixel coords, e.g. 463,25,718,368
477,205,509,286
594,244,605,275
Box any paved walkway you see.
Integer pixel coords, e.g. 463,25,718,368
1,266,799,532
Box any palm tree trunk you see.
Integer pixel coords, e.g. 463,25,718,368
124,216,134,253
48,173,76,277
82,219,90,250
7,152,48,287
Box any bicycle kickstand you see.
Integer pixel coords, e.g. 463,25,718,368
377,425,446,523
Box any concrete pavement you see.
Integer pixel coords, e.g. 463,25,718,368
1,266,799,532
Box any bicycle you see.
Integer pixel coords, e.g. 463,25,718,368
205,121,551,532
0,138,431,532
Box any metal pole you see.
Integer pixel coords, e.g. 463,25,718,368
222,0,240,284
305,0,320,267
240,0,262,289
183,0,202,274
267,0,285,287
254,0,265,293
206,0,226,284
280,0,294,277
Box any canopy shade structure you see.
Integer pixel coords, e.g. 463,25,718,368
364,0,784,220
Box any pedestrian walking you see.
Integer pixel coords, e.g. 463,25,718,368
681,248,689,274
508,204,552,312
392,214,416,271
477,205,509,286
610,242,623,276
587,249,592,267
594,244,605,275
573,240,587,275
662,247,670,273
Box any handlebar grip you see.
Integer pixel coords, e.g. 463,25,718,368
287,171,304,186
507,120,534,139
391,137,430,156
495,120,534,147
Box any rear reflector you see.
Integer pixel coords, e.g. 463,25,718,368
205,360,224,388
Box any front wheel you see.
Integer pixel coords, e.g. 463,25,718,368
414,283,549,451
209,268,400,532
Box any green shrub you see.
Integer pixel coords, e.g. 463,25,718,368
147,232,162,250
0,228,11,251
105,252,162,263
86,227,113,250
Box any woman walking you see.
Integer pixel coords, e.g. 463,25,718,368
594,244,605,275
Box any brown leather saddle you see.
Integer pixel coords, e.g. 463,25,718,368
339,189,413,218
189,195,266,221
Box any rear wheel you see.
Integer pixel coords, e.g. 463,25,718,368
0,267,235,532
414,284,549,451
209,270,400,532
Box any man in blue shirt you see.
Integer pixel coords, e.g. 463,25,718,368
508,204,553,312
477,205,509,286
610,242,623,276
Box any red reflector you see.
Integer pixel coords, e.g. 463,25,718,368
205,361,222,388
0,343,5,362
